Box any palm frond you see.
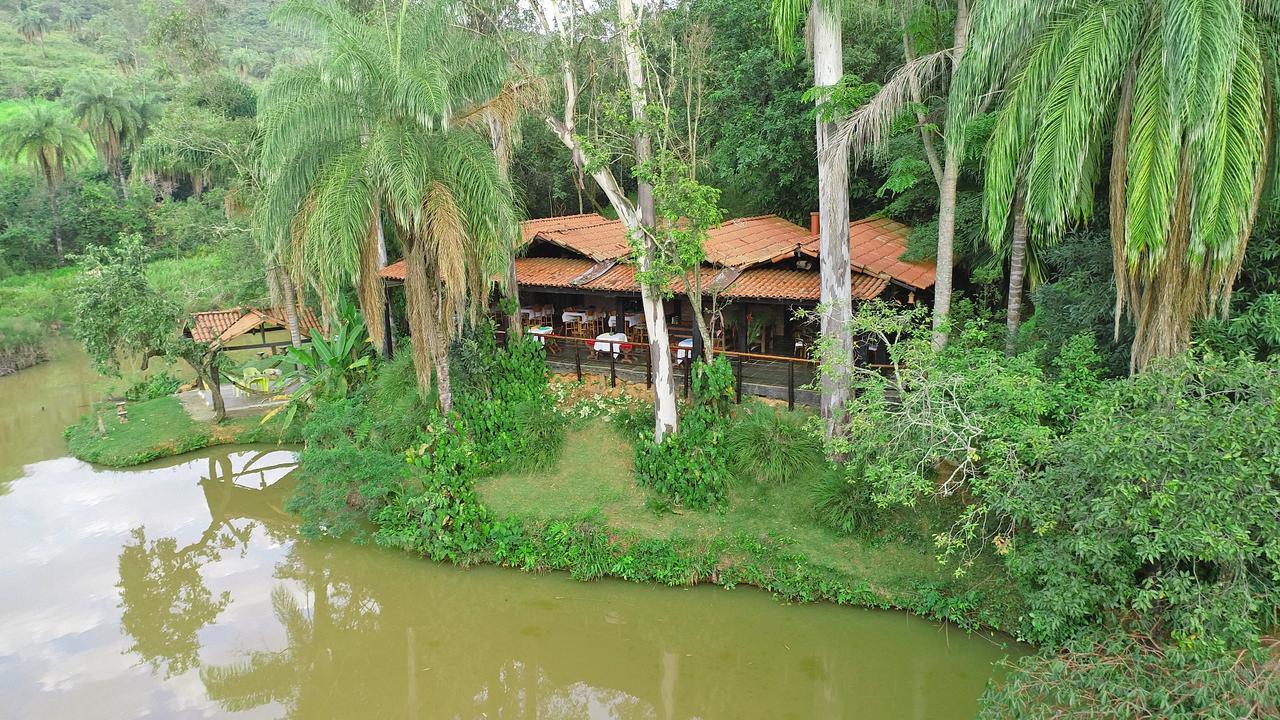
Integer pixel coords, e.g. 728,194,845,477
832,48,952,166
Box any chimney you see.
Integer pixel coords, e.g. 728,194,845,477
810,211,820,235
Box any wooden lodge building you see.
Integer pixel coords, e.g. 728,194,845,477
379,212,936,404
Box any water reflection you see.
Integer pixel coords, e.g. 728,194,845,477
0,344,1019,720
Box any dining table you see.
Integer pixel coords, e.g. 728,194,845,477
528,325,554,345
608,312,644,329
592,332,631,359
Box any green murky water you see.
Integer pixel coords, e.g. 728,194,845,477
0,343,1019,719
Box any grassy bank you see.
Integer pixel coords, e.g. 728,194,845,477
0,315,48,375
471,419,1024,633
64,395,300,467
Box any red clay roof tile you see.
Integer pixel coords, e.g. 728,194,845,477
799,216,937,290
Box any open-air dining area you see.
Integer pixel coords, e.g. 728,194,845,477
378,211,937,405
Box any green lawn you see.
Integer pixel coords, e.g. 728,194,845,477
477,419,1024,628
64,395,299,467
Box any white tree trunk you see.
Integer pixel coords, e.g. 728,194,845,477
620,0,679,442
812,0,853,436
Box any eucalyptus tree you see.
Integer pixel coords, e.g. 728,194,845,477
528,0,684,442
0,102,93,263
64,73,147,197
258,0,518,410
768,0,854,434
951,0,1280,371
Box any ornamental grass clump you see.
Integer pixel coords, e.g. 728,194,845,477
726,403,823,485
810,461,882,536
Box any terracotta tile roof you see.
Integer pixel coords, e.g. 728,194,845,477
188,306,321,345
190,309,243,343
703,215,812,267
721,268,889,302
519,213,608,244
799,216,937,290
513,256,598,288
380,259,407,281
535,219,632,262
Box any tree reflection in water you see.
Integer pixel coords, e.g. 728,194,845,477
116,449,298,679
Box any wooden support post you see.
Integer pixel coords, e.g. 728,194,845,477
614,295,623,334
382,284,395,359
646,349,652,389
788,359,795,410
575,344,582,381
782,306,795,357
610,351,617,388
735,357,743,404
736,303,748,353
683,359,690,398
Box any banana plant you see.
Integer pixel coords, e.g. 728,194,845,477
264,301,373,427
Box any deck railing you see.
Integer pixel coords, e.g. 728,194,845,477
497,329,828,408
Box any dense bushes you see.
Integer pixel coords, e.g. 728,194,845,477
630,357,734,509
810,461,882,536
123,371,182,401
979,632,1279,719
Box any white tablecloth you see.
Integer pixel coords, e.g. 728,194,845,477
592,332,630,357
608,312,643,329
528,326,553,345
562,310,595,323
676,337,695,361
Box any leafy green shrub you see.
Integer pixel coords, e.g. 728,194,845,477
286,445,409,540
727,403,823,484
503,399,565,472
1004,353,1280,652
979,632,1279,719
631,357,734,510
810,461,882,536
123,371,182,401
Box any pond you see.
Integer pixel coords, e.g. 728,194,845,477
0,343,1020,719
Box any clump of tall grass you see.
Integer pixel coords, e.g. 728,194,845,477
726,403,824,485
810,461,883,536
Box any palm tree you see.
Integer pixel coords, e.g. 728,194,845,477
227,48,262,81
0,102,92,263
258,0,517,410
951,0,1279,371
769,0,854,436
61,3,89,34
64,73,146,197
16,8,50,51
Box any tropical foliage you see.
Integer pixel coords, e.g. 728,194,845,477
954,0,1280,370
256,0,517,407
0,100,91,261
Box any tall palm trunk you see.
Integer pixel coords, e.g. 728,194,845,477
403,240,440,402
930,0,970,351
279,269,303,349
812,0,853,436
40,161,64,263
1005,187,1028,356
621,0,678,441
359,211,387,352
487,114,523,341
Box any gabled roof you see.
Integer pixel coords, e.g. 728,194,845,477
535,219,632,262
703,215,813,268
720,268,890,302
519,213,609,244
188,306,321,345
798,217,936,290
